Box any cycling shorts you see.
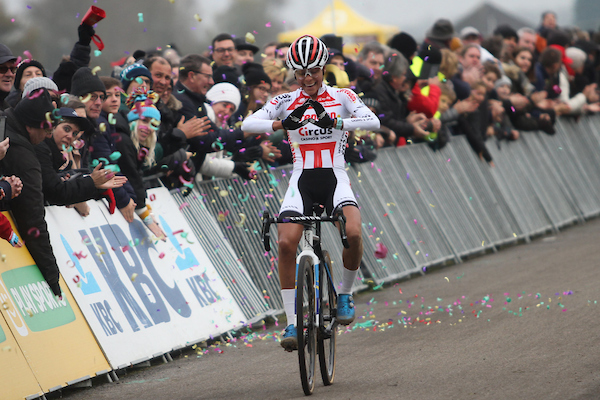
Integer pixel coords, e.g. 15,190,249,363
279,168,358,217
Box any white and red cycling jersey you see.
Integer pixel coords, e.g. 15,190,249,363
242,83,380,215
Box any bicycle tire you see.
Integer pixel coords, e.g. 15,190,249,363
317,250,337,385
297,255,316,395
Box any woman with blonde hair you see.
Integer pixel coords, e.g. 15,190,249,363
262,58,286,98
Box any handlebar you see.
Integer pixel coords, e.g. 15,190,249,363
261,210,350,252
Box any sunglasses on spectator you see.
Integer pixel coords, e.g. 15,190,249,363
214,47,235,54
294,68,322,79
0,65,16,74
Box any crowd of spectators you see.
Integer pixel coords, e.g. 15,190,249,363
0,10,599,295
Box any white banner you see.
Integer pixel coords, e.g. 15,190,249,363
46,187,246,369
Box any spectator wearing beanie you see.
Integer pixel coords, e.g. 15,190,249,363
422,19,456,51
6,59,46,107
22,77,59,99
213,65,241,87
236,62,271,120
0,43,17,110
120,63,153,95
71,67,106,122
0,88,63,297
388,32,418,61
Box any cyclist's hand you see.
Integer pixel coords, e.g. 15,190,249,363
282,101,311,130
308,99,335,128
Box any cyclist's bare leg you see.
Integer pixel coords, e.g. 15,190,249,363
277,222,304,289
278,222,304,341
341,205,363,272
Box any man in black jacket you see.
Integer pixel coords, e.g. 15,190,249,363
0,88,62,296
365,52,429,143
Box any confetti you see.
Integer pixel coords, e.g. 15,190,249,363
194,14,202,22
138,13,144,22
265,22,271,27
27,227,40,238
130,273,138,282
374,243,388,259
245,32,256,44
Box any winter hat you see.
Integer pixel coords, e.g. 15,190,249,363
13,88,54,128
388,32,418,61
0,44,16,65
460,27,481,40
206,82,241,113
241,62,271,87
234,37,259,54
493,25,518,41
126,89,161,123
565,47,587,70
213,65,241,87
120,63,153,92
70,67,106,97
14,59,46,90
426,19,455,41
494,76,512,89
22,77,58,99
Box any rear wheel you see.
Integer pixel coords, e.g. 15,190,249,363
318,250,337,385
297,256,316,395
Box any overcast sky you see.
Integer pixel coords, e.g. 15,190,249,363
210,0,575,40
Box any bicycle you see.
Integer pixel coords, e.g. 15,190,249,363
262,204,350,396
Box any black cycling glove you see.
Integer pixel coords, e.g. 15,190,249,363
307,99,336,129
281,101,311,130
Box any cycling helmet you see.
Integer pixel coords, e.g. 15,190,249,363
286,35,329,70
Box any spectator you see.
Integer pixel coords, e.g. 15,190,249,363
262,58,287,97
263,42,278,60
0,88,62,296
460,26,497,64
7,59,46,107
387,32,418,61
493,24,519,62
125,93,167,239
213,65,241,87
201,82,256,180
234,37,259,67
538,11,558,39
356,41,386,92
211,33,236,68
0,44,17,111
365,51,428,142
441,48,470,101
0,134,22,247
459,44,484,88
422,19,456,51
35,107,126,211
236,62,272,120
275,42,291,61
507,47,536,96
518,27,538,53
120,63,153,96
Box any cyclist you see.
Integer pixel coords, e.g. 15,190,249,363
242,35,380,351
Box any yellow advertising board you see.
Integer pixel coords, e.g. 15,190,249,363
0,212,111,397
0,309,42,399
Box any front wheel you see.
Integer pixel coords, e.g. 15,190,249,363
297,256,316,395
318,250,337,385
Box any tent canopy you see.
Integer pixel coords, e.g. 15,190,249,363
278,0,398,45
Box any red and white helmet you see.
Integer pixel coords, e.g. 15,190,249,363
286,35,329,70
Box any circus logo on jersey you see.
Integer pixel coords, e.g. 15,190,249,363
316,91,342,107
298,142,336,169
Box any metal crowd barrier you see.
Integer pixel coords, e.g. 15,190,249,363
171,115,600,320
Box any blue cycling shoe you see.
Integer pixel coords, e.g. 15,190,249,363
280,324,298,352
337,294,355,325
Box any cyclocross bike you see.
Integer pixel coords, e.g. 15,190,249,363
262,204,350,395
